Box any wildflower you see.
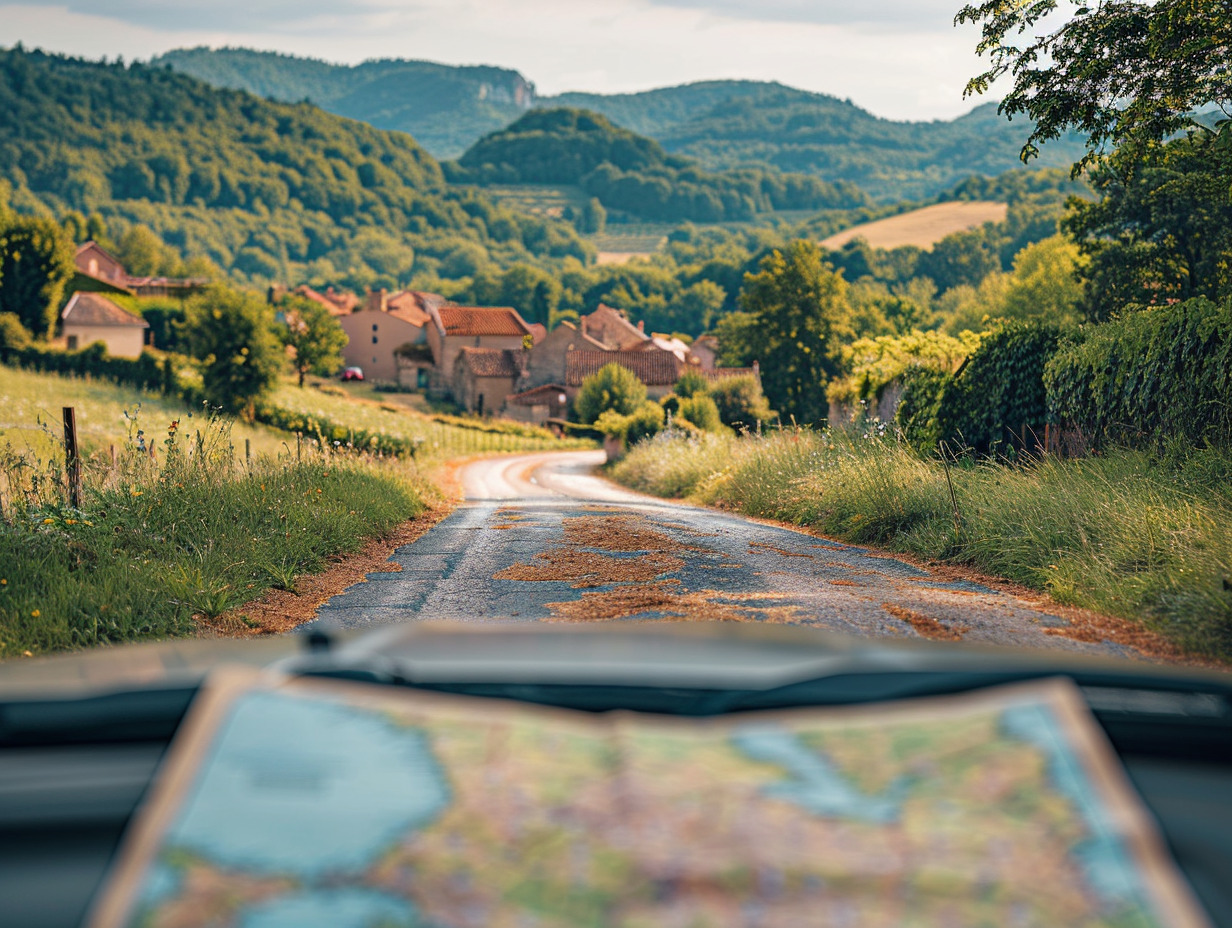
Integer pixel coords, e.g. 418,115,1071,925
65,519,78,525
42,517,54,524
130,489,143,497
82,520,93,526
31,610,40,618
1,578,6,585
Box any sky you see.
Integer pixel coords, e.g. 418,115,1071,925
0,0,1007,121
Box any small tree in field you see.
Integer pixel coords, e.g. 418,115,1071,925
673,368,708,398
0,215,74,338
575,363,646,424
276,295,347,387
182,285,282,418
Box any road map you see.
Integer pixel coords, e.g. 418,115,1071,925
89,671,1208,928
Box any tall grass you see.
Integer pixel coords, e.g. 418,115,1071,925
612,429,1232,661
0,408,426,658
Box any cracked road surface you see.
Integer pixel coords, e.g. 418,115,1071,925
312,451,1141,659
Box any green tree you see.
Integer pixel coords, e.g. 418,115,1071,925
709,374,775,430
116,224,181,276
182,285,282,417
957,0,1231,168
999,235,1085,326
575,362,647,424
726,241,853,424
580,197,606,234
0,215,74,338
1063,138,1232,320
674,368,709,398
276,295,348,387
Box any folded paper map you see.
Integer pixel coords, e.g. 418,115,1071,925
88,671,1209,927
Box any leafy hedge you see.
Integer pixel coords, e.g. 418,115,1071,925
1045,298,1232,448
0,341,181,394
254,403,421,457
897,321,1063,453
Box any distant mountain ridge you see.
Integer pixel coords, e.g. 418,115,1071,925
155,47,1088,203
152,47,535,159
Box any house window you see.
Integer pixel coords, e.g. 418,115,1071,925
372,324,378,332
66,335,78,350
416,369,428,388
372,335,378,344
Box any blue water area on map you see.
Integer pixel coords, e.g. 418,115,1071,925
240,888,418,928
1001,703,1147,911
158,690,450,879
732,726,908,823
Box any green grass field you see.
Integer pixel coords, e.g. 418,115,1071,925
611,430,1232,662
270,382,589,458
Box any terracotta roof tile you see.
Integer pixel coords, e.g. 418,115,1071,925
61,292,148,328
508,383,568,405
439,306,531,337
565,350,681,387
703,367,760,381
457,347,521,378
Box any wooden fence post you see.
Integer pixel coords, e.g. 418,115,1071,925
245,438,251,465
62,406,82,509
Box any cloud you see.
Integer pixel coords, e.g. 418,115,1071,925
644,0,963,29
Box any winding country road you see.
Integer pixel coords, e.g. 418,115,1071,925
311,451,1139,658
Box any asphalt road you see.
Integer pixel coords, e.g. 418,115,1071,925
312,451,1139,658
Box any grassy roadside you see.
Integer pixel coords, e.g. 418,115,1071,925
610,430,1232,662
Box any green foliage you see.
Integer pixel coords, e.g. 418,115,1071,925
957,0,1230,167
1044,297,1232,449
452,107,868,222
0,48,588,288
0,340,178,394
275,295,347,387
675,393,723,433
0,312,31,349
898,322,1064,454
673,368,708,398
1064,137,1232,321
0,213,74,337
709,374,774,430
181,286,282,416
154,46,532,160
554,85,1090,204
894,367,951,449
580,197,606,234
574,362,648,424
595,399,665,445
944,322,1064,453
725,241,852,424
829,330,980,409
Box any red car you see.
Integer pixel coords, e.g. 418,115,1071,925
340,366,364,382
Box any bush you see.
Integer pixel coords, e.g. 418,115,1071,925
674,368,709,398
595,400,665,445
575,362,647,424
0,339,182,395
709,374,775,430
677,394,723,433
0,312,31,349
899,321,1064,454
1044,297,1232,449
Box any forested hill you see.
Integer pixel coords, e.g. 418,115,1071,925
553,83,1090,203
449,108,869,222
152,47,534,159
153,48,1088,203
0,47,586,286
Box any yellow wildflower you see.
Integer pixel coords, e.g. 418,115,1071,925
65,519,78,525
42,518,54,524
31,610,40,618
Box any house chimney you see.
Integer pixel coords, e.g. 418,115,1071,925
637,320,644,332
366,288,388,313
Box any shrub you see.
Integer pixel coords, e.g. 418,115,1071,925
709,374,775,430
0,339,182,395
574,362,647,424
1044,297,1232,448
895,367,950,450
0,312,31,349
899,321,1064,453
674,368,709,398
595,400,665,445
677,394,723,433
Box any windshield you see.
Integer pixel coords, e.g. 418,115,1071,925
2,2,1231,926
